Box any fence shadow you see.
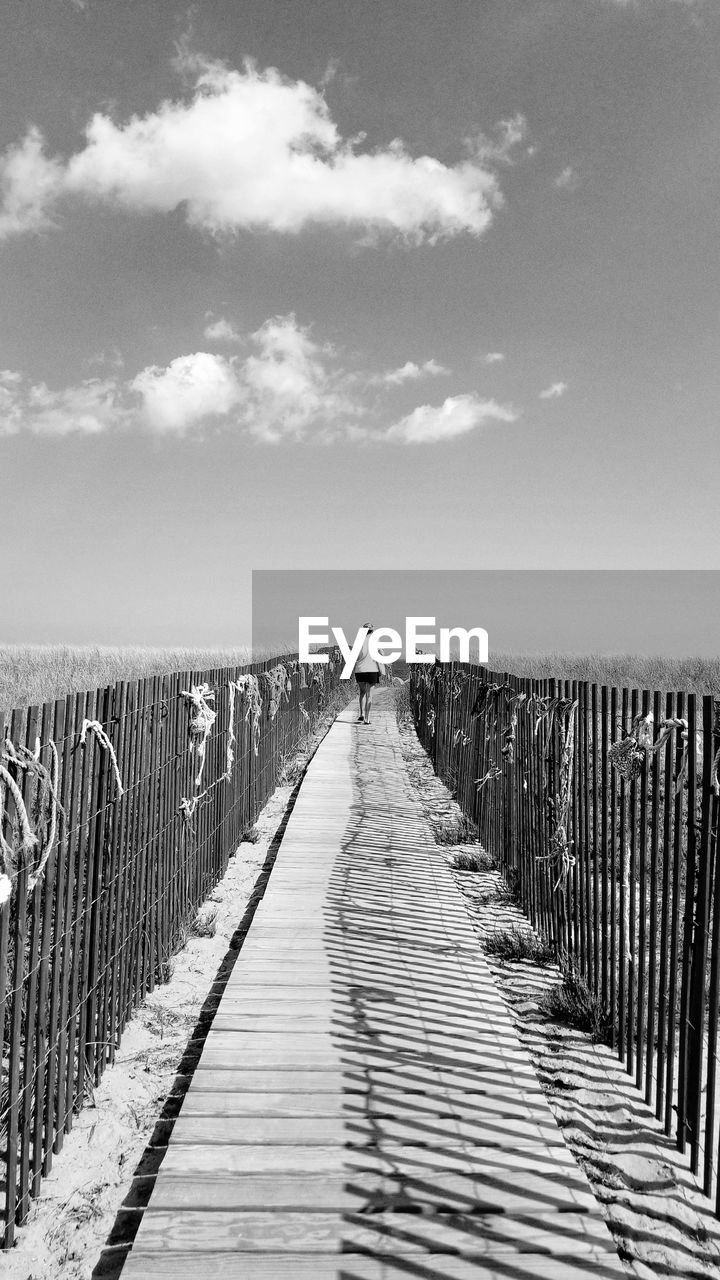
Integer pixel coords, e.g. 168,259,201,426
320,705,624,1276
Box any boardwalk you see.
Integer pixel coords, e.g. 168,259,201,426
122,692,625,1279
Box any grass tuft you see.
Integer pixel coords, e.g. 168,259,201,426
452,847,494,872
484,926,556,965
239,825,261,845
430,812,479,845
538,960,612,1041
190,906,218,938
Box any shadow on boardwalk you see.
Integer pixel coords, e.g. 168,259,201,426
110,693,627,1279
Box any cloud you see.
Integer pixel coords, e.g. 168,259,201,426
539,381,567,399
375,358,449,386
484,351,505,364
554,165,579,192
0,55,513,244
2,315,516,445
129,314,358,442
472,114,528,165
203,317,243,344
384,393,517,444
241,314,359,442
0,127,64,238
0,370,126,437
131,351,242,436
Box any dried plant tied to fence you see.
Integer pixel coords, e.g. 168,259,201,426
501,692,527,764
26,740,61,891
0,763,37,896
607,711,701,796
263,663,290,720
608,726,647,783
470,681,513,720
235,673,263,755
535,698,579,890
179,684,216,789
0,737,64,899
451,670,467,701
475,764,501,790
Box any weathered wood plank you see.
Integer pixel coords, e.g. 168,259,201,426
149,1168,599,1214
158,1140,586,1178
122,1253,626,1280
178,1089,553,1121
124,1207,621,1255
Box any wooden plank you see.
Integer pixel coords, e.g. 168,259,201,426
55,690,86,1147
18,703,40,1223
0,704,11,1237
166,1115,569,1149
178,1090,555,1122
122,1254,625,1280
158,1141,584,1178
677,692,697,1152
66,687,95,1128
32,698,61,1194
665,690,685,1134
118,679,142,1030
100,679,128,1069
149,1167,599,1214
123,1207,620,1255
43,693,73,1174
3,703,29,1244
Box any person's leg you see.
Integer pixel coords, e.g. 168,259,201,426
365,683,374,723
357,682,366,720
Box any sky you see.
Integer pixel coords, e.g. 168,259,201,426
1,0,719,646
252,571,720,657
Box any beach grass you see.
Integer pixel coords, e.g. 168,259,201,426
486,651,720,695
0,643,291,714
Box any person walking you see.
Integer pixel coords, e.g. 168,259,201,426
353,623,385,724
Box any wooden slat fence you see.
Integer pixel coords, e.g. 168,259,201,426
411,661,720,1211
0,651,343,1245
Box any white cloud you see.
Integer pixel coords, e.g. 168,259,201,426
128,314,358,442
0,127,64,238
375,358,449,386
539,381,567,399
0,55,513,244
241,314,357,442
384,393,517,445
484,351,505,364
131,351,242,436
203,317,243,344
0,372,126,437
554,165,579,192
2,316,517,445
472,114,528,165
